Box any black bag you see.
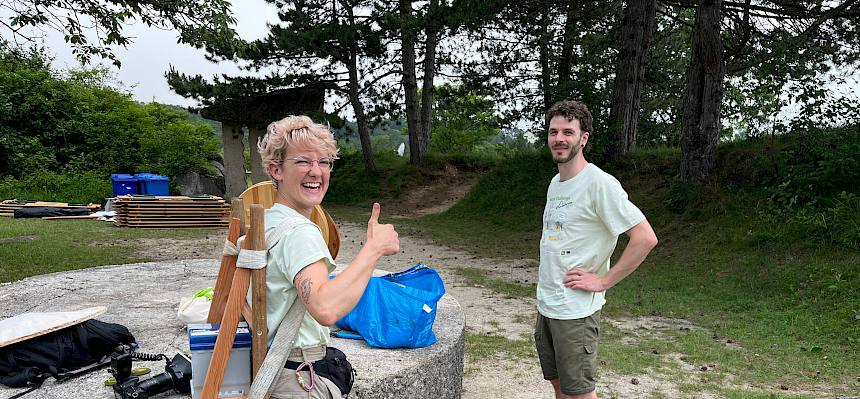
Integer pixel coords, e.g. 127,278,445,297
0,319,135,388
13,207,92,218
285,347,355,395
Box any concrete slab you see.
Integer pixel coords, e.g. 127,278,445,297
0,259,464,398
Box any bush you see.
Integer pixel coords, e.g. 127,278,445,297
0,44,220,182
0,171,111,204
719,126,860,249
137,103,220,177
766,127,860,207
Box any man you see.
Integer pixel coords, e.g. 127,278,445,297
535,100,658,399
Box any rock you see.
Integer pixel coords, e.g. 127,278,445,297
175,172,225,197
0,260,465,399
210,160,225,177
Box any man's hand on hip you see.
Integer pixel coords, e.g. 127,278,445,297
563,268,606,292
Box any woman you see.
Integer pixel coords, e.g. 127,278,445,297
257,115,400,398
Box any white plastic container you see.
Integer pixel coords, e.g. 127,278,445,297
188,322,252,399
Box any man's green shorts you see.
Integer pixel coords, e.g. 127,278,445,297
534,310,601,396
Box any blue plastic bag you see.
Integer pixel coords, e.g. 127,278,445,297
335,263,445,348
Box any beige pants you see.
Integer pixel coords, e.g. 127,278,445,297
269,346,344,399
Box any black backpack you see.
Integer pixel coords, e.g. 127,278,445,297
0,319,135,388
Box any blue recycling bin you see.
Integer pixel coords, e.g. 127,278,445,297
111,174,138,196
135,173,169,196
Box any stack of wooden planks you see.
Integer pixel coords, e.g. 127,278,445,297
113,195,229,228
0,200,100,217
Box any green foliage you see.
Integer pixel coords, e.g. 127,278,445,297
325,148,437,205
0,171,111,204
325,147,501,207
764,127,860,207
137,103,220,177
785,192,860,250
712,126,860,249
0,44,221,200
431,84,500,153
3,1,235,67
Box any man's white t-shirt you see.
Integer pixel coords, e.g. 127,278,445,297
537,163,645,320
260,203,336,348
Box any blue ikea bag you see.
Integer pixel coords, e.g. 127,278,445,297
335,263,445,348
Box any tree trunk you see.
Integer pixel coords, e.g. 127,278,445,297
248,126,268,183
680,0,725,184
401,0,423,164
557,1,577,92
347,52,377,172
417,0,440,159
607,0,657,161
221,122,247,199
538,12,553,114
345,7,376,172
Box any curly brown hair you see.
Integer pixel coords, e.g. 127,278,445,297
546,100,593,134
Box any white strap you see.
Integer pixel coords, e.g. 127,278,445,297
236,249,267,269
248,297,306,398
265,216,318,250
222,239,240,257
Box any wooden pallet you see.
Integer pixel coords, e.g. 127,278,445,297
112,195,229,228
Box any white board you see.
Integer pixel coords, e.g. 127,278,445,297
0,306,107,347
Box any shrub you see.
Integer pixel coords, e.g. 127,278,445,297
0,171,111,204
0,44,221,182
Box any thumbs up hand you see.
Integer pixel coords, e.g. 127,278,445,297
366,202,400,256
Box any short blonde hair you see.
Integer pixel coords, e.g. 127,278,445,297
258,115,339,178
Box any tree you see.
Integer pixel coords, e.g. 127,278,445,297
607,0,658,161
431,83,499,153
0,0,235,67
449,0,622,149
393,0,445,164
679,0,724,184
675,0,860,184
168,0,394,172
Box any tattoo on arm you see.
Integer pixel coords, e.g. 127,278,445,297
298,276,313,305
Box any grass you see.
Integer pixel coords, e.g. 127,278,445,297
464,332,535,361
0,218,214,283
454,267,535,298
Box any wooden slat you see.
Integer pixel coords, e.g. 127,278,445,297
112,195,229,229
121,219,228,224
248,205,268,380
208,201,244,324
42,215,98,220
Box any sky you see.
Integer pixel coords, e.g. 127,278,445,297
1,0,280,107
